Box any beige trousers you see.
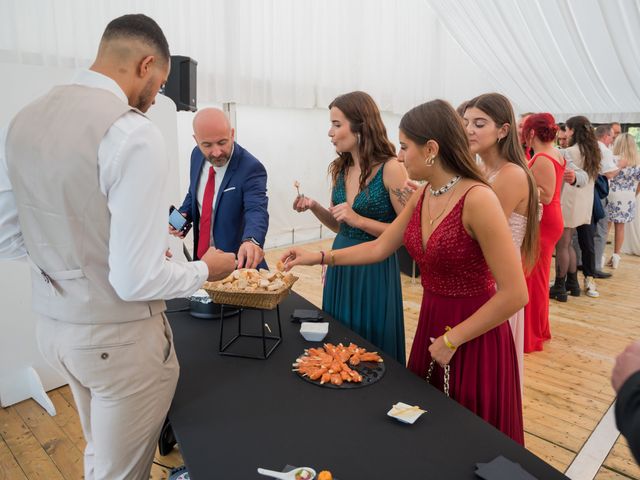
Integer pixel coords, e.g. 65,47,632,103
36,313,179,480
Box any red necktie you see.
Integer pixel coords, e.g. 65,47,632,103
197,166,216,259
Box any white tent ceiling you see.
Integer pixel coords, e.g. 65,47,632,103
1,0,639,121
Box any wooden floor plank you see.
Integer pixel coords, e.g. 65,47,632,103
0,406,64,480
603,437,640,479
523,431,575,472
0,435,28,480
47,391,85,452
13,399,83,480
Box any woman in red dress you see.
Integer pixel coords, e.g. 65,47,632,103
521,114,566,352
282,99,527,444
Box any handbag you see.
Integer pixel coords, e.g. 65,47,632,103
425,360,450,397
592,175,609,222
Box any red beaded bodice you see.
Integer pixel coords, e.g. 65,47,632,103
403,187,496,297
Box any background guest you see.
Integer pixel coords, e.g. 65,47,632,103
606,133,640,267
172,108,269,269
521,114,565,352
463,92,539,381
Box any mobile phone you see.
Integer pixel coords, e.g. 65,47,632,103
169,206,192,234
291,309,323,322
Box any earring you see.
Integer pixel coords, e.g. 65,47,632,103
424,155,435,167
356,133,361,145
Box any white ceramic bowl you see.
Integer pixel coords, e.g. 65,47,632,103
299,322,329,342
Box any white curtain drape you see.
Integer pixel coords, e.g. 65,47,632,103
0,0,494,113
1,0,638,119
426,0,640,122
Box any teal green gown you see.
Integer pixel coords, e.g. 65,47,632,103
323,165,406,364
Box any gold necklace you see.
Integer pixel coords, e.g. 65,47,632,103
426,183,458,226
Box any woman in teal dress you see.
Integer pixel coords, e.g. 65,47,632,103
292,91,411,363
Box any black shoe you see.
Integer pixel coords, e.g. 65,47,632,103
566,272,581,297
593,270,612,279
549,277,568,302
576,265,583,271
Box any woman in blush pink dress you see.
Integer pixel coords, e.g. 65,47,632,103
463,93,539,391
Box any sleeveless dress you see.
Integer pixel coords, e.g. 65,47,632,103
323,165,406,364
404,187,524,444
507,212,527,393
487,168,526,392
524,153,565,353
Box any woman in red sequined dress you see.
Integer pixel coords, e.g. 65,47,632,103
282,100,527,443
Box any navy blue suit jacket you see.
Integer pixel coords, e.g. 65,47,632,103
179,142,269,268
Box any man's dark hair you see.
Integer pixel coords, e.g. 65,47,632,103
558,122,566,132
102,14,170,61
595,124,612,139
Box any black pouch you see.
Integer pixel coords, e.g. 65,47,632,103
290,309,323,322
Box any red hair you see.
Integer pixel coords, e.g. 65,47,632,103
523,113,558,143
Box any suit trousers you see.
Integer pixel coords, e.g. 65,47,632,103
575,223,596,278
36,312,179,480
594,199,608,270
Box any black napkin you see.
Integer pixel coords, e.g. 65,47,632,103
475,455,537,480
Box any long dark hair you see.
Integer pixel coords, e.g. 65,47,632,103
465,93,540,271
399,99,487,185
328,91,397,192
566,116,601,180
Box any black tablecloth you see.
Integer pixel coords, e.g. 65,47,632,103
167,294,567,480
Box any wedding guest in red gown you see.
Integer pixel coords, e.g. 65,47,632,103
521,114,565,352
281,99,527,444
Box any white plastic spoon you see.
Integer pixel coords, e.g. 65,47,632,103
257,466,316,479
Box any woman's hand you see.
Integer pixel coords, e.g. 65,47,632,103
428,335,456,366
329,202,361,227
279,248,322,271
292,195,316,212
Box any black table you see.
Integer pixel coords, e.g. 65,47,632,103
167,294,568,479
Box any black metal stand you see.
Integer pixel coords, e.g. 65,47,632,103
219,304,282,359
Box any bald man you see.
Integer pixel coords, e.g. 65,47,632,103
172,107,269,269
0,14,235,480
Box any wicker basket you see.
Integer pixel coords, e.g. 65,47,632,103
202,275,298,310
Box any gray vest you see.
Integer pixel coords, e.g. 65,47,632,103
6,84,165,323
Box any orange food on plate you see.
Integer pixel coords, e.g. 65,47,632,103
292,342,382,385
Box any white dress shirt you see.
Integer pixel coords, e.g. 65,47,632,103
0,70,208,301
196,147,232,247
598,141,618,174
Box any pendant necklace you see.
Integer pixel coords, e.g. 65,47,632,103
426,177,460,226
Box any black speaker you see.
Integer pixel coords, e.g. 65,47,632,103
163,55,197,112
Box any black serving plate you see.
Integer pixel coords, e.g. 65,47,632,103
294,356,386,389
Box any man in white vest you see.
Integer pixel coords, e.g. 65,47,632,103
0,14,236,480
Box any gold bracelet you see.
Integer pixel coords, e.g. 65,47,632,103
329,250,335,266
443,333,457,351
443,326,457,351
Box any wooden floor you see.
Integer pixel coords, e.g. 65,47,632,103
1,240,639,479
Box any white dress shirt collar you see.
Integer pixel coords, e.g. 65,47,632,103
73,69,129,105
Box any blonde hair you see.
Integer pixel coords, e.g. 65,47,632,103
613,133,640,167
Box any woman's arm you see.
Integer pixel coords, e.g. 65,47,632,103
429,186,528,365
529,156,556,205
330,159,412,238
282,186,423,269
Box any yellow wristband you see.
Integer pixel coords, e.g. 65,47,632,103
443,333,457,351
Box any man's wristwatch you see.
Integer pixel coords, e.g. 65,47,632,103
242,237,261,247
